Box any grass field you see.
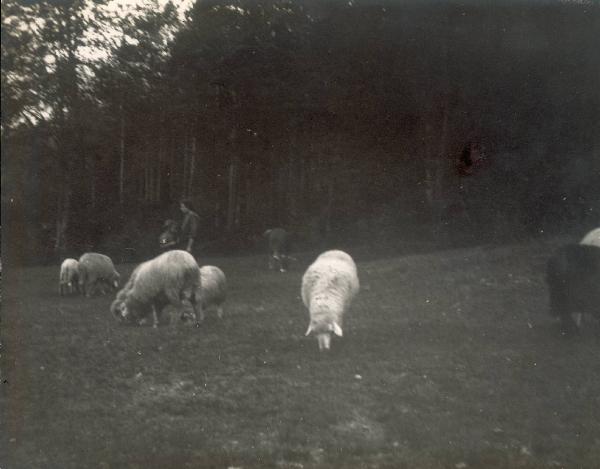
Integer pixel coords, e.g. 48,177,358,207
2,239,600,468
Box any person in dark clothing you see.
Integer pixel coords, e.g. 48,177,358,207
179,199,201,253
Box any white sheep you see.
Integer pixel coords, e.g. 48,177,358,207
59,258,80,295
78,253,120,297
196,265,227,322
110,250,202,328
302,250,360,351
580,227,600,248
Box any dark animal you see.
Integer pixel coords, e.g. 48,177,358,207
264,228,293,272
159,219,179,250
546,244,600,333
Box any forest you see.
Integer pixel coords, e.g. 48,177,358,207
2,0,599,265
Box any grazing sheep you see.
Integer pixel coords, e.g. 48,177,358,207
264,228,293,272
580,227,600,248
110,250,202,328
78,253,120,297
59,258,80,295
546,244,600,333
302,250,360,351
196,265,227,322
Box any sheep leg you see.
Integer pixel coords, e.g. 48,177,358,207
86,277,97,297
192,295,203,324
189,288,203,323
78,276,86,296
196,303,205,323
166,288,196,323
151,305,159,328
280,255,289,273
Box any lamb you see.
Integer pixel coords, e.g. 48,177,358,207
264,227,293,272
59,258,80,295
78,253,120,297
110,250,202,328
196,265,227,322
546,244,600,333
302,250,360,351
580,227,600,248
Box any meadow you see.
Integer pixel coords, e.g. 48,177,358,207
2,239,600,468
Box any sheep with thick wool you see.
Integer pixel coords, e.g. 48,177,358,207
78,253,120,297
580,227,600,248
176,265,227,325
196,265,227,321
546,244,600,333
111,250,202,328
302,250,359,351
59,258,80,295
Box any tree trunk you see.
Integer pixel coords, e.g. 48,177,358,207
55,185,70,256
287,150,296,226
181,133,188,198
119,103,125,205
147,149,153,202
144,151,149,202
226,155,239,232
299,156,306,221
214,202,221,230
188,135,197,198
323,155,336,236
90,156,96,210
324,176,334,236
169,134,176,202
156,155,161,203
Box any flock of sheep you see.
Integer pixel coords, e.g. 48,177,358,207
59,228,359,351
59,226,599,352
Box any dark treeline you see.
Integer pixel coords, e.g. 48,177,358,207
2,0,599,265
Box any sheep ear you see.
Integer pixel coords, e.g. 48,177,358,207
305,324,313,336
332,322,343,337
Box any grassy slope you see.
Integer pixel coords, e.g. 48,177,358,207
2,240,600,469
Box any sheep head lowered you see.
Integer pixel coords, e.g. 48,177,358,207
302,250,359,352
305,317,343,352
110,295,145,324
110,250,201,328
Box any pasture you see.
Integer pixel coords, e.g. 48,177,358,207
2,239,600,468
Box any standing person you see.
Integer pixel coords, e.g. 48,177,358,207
179,199,201,254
